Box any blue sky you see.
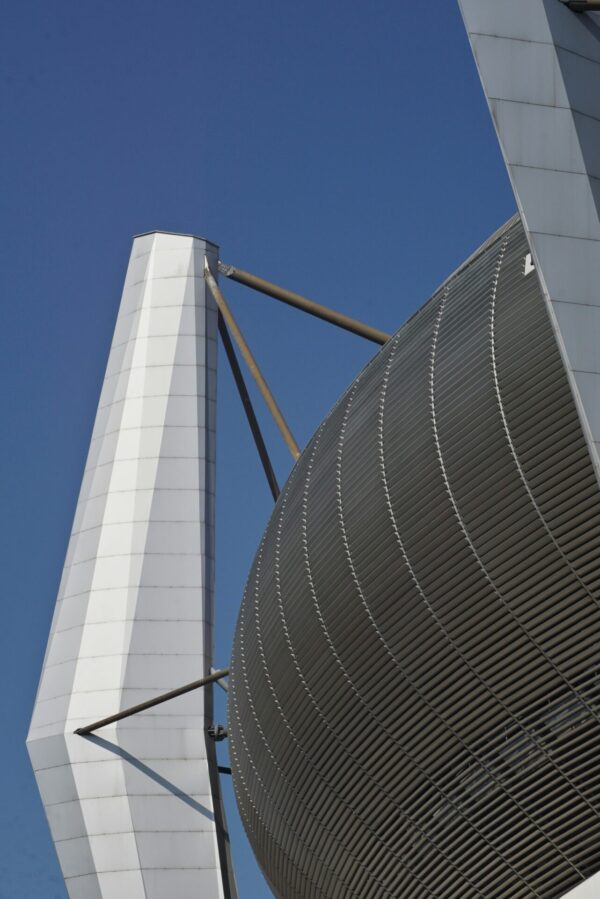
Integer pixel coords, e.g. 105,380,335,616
0,1,516,895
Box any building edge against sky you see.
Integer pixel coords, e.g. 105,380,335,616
26,233,236,899
459,0,600,484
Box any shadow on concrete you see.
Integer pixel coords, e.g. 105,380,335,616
82,733,215,822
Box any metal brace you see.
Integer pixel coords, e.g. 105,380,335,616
208,724,229,742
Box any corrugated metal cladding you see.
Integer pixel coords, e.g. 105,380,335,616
228,215,600,899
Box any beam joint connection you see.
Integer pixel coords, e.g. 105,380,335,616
205,262,301,461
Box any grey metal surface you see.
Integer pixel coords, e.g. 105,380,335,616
228,216,600,898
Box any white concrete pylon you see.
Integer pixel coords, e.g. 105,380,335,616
459,0,600,485
27,232,236,899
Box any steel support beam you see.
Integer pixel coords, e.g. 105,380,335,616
218,261,390,346
561,1,600,10
74,667,230,735
205,262,301,461
218,311,280,501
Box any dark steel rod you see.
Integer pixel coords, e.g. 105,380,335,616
562,0,600,9
218,312,280,502
218,261,390,346
74,667,230,735
205,263,301,461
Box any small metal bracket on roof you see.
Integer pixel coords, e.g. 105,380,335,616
524,254,536,277
209,724,229,742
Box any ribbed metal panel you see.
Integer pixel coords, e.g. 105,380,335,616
229,216,600,899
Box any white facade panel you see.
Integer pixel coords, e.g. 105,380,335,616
562,871,600,897
459,0,600,481
457,0,554,42
27,232,235,897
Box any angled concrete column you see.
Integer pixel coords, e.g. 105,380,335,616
27,232,236,899
459,0,600,480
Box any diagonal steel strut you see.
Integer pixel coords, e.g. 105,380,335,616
218,311,280,502
205,262,301,461
75,667,230,735
218,261,390,345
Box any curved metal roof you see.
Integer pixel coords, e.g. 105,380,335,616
228,216,600,898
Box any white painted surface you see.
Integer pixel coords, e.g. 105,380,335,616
562,871,600,897
459,0,600,478
27,233,231,898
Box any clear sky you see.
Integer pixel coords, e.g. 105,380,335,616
0,1,516,895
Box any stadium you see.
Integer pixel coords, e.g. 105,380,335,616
27,1,600,896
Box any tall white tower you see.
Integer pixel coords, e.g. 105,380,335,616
27,232,236,898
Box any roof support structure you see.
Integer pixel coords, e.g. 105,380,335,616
217,311,280,502
74,667,231,736
218,261,390,346
205,262,301,461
